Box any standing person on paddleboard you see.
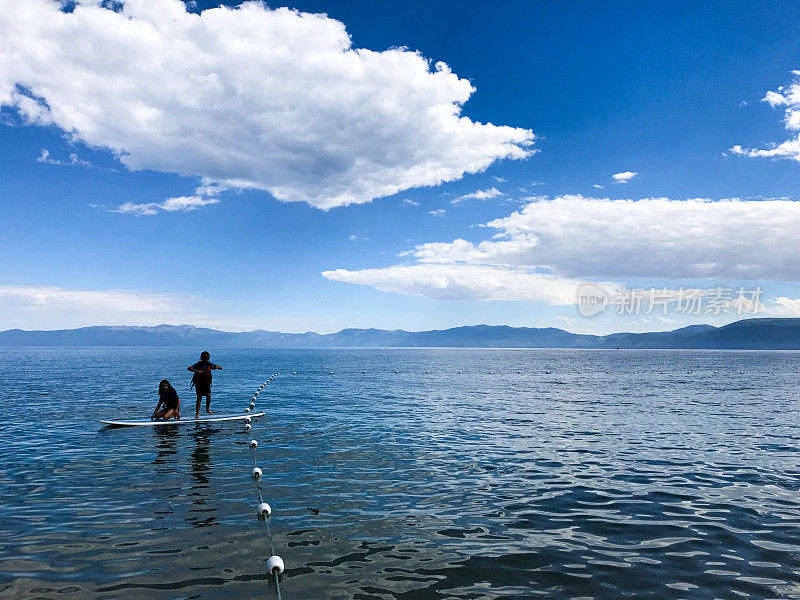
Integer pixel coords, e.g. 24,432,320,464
188,351,222,419
151,379,181,421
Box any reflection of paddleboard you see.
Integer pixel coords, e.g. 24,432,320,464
100,412,264,427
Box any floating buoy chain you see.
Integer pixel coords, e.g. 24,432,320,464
245,374,284,599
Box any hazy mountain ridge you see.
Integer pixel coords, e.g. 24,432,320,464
1,318,799,349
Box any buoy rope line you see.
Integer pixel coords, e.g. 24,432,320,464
245,373,285,598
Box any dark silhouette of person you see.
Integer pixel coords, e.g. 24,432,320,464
188,351,222,418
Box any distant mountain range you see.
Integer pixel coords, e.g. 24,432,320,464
2,318,800,349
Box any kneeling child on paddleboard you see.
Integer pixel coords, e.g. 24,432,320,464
151,379,180,421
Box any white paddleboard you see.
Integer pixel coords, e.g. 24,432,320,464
100,412,265,427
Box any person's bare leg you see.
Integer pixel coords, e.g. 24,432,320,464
163,408,176,420
195,395,202,419
205,394,213,415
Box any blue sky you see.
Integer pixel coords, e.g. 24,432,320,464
3,0,800,333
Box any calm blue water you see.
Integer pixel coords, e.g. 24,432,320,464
2,347,800,599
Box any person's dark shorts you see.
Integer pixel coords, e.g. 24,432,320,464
165,399,179,410
195,384,211,397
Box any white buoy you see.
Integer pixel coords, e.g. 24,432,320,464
245,407,251,413
328,371,334,375
255,391,259,396
257,502,271,518
249,439,258,449
267,555,284,575
250,402,256,409
245,417,251,424
293,371,298,375
362,370,366,374
245,423,252,432
252,467,262,481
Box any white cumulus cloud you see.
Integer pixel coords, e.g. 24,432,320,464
409,195,800,280
732,71,800,162
774,296,800,315
612,171,638,183
0,0,535,209
324,195,800,306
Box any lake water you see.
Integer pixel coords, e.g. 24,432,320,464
2,347,800,599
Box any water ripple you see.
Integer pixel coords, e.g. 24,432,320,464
1,348,800,598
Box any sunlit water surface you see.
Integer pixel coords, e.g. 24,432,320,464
2,347,800,599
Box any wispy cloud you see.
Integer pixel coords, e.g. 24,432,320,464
0,285,175,312
402,198,420,207
37,148,92,168
429,209,446,217
115,195,220,216
323,264,588,304
517,181,545,193
450,186,503,204
113,179,223,216
0,284,193,329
